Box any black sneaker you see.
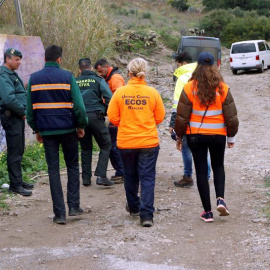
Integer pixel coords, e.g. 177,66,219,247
96,177,114,186
22,181,34,190
125,203,140,216
9,186,32,196
217,198,230,216
82,178,91,186
140,219,154,227
69,207,84,216
53,215,66,224
200,211,214,223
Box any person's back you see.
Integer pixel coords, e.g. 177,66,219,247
175,51,239,223
110,78,164,149
75,58,113,187
107,58,165,227
27,45,87,224
169,51,198,188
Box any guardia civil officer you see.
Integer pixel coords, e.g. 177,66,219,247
0,48,33,196
76,58,113,186
26,45,88,224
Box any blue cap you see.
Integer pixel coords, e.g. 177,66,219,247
198,51,214,66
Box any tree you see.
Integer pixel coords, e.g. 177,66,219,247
169,0,190,12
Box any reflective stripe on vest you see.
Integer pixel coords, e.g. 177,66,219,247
184,81,229,136
31,84,70,91
33,102,74,110
192,109,223,116
189,122,225,129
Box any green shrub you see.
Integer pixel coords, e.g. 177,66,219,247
110,3,118,9
159,29,179,51
169,0,190,12
199,9,234,39
142,12,152,19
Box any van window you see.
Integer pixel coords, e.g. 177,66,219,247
231,43,256,54
266,43,270,50
258,42,266,51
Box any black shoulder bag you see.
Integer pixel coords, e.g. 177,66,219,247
188,105,209,149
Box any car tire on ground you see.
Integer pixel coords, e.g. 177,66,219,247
232,70,237,75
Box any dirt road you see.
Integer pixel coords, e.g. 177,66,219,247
0,50,269,270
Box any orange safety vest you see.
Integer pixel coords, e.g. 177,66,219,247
184,81,229,136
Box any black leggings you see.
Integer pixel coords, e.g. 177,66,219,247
187,134,226,212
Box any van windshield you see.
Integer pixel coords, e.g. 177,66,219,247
231,43,256,54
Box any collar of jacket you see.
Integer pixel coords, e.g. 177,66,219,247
127,77,147,85
0,65,17,75
173,62,197,79
81,70,96,76
44,62,60,68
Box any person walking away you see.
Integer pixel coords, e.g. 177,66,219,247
94,59,125,184
169,52,197,188
175,52,239,223
26,45,88,224
0,48,33,196
107,58,165,227
76,58,113,186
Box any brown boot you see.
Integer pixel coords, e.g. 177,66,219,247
174,175,194,187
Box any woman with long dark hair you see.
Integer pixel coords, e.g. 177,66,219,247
175,52,239,223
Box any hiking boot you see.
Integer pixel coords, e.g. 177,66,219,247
22,181,34,190
9,186,32,196
69,207,84,216
110,175,124,184
53,215,66,224
96,177,114,186
174,175,194,188
82,178,91,186
200,211,214,223
141,219,154,227
217,198,230,216
125,203,140,216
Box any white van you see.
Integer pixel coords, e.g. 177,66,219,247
230,40,270,75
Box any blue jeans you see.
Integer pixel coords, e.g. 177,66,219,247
119,146,159,221
109,126,124,176
43,131,80,216
182,135,211,180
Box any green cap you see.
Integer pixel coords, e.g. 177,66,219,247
5,48,23,58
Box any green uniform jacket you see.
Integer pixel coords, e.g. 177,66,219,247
26,62,88,136
76,70,112,113
0,66,26,116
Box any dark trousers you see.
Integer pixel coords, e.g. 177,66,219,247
187,134,226,212
79,113,111,179
119,146,159,220
42,131,80,216
109,126,124,177
1,114,25,188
